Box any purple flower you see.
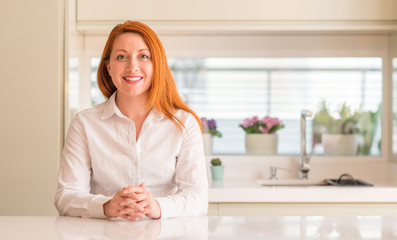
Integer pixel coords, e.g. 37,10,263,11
201,117,222,138
207,119,217,130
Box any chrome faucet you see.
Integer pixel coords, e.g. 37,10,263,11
269,166,291,180
300,110,313,179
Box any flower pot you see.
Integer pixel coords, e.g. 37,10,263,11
245,134,278,155
211,165,224,180
322,134,358,156
202,133,213,155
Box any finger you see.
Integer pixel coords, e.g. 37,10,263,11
108,195,126,212
126,212,145,221
121,192,143,201
121,186,144,197
137,199,149,209
119,208,137,216
120,198,136,207
119,212,141,221
121,203,145,214
139,182,145,189
119,209,145,220
129,192,147,202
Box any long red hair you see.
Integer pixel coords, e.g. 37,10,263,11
97,21,202,132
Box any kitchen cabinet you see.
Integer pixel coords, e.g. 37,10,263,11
208,203,219,216
207,177,397,216
208,203,397,216
76,0,397,33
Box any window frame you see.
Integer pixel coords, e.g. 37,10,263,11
67,32,393,162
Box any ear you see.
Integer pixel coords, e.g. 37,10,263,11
107,64,111,74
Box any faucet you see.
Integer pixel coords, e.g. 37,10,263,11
300,109,313,179
269,166,278,180
269,166,291,180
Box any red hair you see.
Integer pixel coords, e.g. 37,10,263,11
97,21,202,132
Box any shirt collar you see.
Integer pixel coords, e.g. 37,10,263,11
101,91,164,121
101,92,119,120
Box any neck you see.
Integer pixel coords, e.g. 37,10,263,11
115,92,151,120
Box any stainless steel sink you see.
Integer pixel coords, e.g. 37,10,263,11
257,176,374,187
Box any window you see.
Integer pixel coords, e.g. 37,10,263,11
85,57,382,155
67,33,388,157
168,57,382,155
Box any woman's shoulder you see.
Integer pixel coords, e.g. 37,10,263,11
173,109,201,129
72,102,107,122
174,109,195,121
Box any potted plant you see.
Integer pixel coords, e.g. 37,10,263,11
239,116,285,155
201,118,222,155
357,104,381,155
210,158,224,181
313,100,361,156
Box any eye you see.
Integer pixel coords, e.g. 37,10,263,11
140,54,150,60
116,55,127,60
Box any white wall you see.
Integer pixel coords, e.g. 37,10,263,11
0,0,63,215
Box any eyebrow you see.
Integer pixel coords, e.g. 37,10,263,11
113,49,150,53
113,49,127,53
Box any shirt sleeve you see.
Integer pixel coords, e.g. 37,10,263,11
54,114,112,218
155,113,208,219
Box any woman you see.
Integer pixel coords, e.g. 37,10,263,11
55,21,208,221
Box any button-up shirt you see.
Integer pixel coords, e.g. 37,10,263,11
54,92,208,219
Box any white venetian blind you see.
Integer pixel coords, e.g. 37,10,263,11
168,57,382,155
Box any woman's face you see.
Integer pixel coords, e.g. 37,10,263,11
107,33,153,100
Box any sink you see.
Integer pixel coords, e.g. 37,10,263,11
257,177,374,187
257,179,327,187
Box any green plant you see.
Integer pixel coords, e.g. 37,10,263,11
210,158,222,166
357,104,381,155
314,100,361,135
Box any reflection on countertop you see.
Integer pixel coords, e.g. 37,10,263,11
209,216,397,239
54,216,207,240
0,216,396,239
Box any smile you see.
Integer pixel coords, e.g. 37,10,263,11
123,76,143,83
123,76,143,82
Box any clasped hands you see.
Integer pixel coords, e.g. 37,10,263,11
103,183,161,221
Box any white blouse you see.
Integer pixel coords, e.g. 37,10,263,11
54,92,208,219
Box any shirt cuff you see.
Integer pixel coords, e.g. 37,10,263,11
87,195,113,219
155,197,174,219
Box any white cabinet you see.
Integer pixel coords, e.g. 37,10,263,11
208,203,219,216
76,0,397,33
208,203,397,216
77,0,397,22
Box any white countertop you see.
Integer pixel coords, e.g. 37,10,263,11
209,179,397,203
1,216,396,239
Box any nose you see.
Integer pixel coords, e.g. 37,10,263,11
126,59,139,72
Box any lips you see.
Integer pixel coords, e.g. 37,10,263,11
123,76,143,84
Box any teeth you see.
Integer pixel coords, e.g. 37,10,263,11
124,77,142,81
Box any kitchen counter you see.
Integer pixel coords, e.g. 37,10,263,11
209,179,397,203
1,216,396,239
